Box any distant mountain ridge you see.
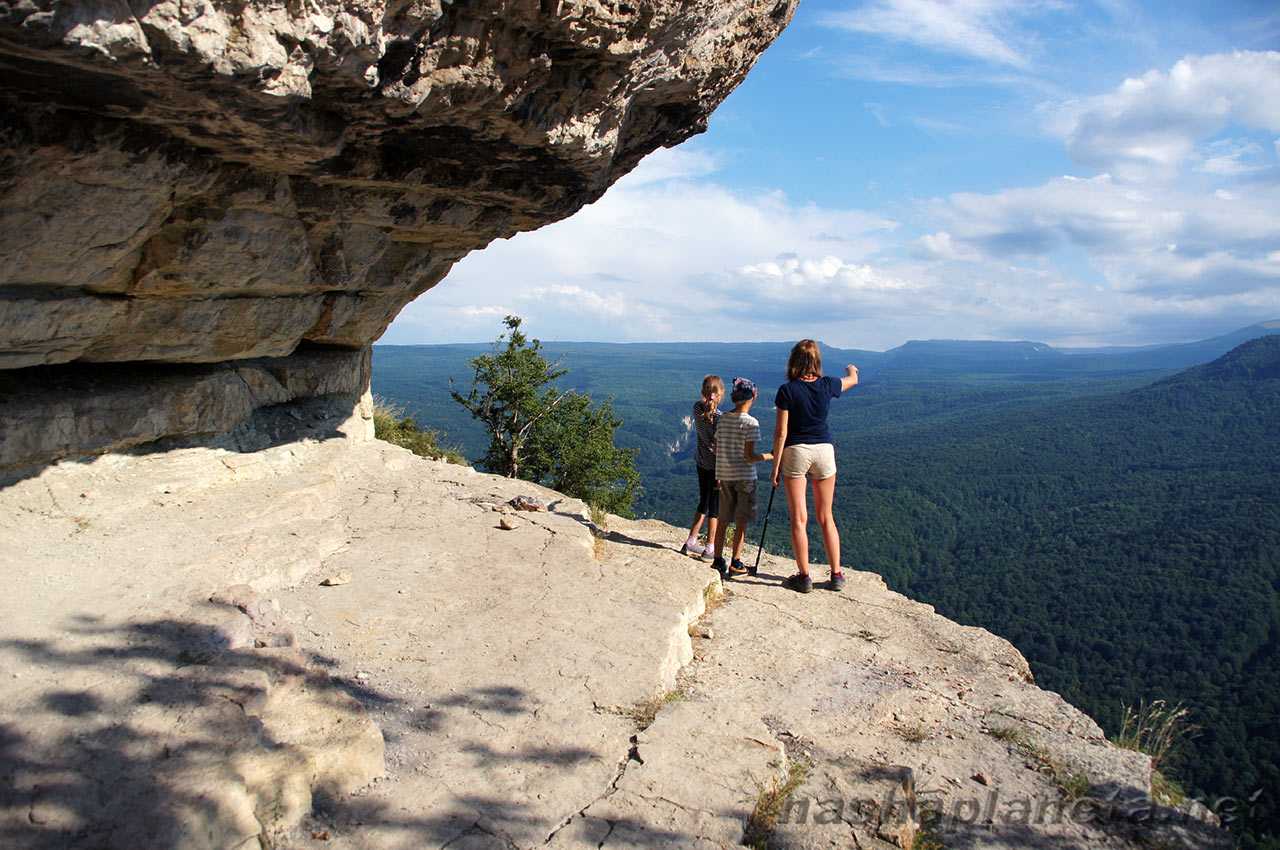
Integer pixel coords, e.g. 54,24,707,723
1161,334,1280,383
865,321,1280,375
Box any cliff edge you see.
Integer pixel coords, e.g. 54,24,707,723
0,409,1228,849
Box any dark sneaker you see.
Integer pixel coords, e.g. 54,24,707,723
728,558,748,577
784,573,813,594
711,556,728,577
828,572,846,592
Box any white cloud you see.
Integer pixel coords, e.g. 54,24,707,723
821,0,1046,68
829,55,1039,88
915,230,981,261
455,305,512,319
385,147,902,345
1048,51,1280,182
1197,139,1267,176
518,284,674,335
738,255,916,292
922,172,1280,298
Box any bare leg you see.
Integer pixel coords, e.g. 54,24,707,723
731,524,747,562
810,475,841,577
707,516,719,548
712,514,729,560
784,475,809,576
687,512,705,540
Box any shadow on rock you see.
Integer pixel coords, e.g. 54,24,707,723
0,609,390,849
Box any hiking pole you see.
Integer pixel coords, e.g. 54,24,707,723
753,484,778,575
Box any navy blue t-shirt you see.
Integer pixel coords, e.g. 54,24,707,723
775,376,842,446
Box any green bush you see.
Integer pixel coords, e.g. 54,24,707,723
372,398,467,465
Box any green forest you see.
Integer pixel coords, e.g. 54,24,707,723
373,328,1280,847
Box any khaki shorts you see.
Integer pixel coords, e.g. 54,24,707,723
718,480,757,525
780,443,837,480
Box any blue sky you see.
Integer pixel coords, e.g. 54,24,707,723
384,0,1280,350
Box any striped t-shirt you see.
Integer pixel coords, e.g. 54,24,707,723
714,412,760,482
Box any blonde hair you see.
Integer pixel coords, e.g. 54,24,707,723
787,340,822,381
700,374,724,399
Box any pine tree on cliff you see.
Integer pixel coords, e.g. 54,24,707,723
451,315,639,514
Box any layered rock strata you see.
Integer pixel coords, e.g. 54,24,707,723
0,0,795,466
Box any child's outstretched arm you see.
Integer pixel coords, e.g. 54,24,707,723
840,364,859,391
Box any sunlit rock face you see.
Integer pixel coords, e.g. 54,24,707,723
0,0,795,467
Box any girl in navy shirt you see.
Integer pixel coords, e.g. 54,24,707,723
768,340,859,593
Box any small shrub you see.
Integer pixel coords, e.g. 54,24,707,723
372,397,467,464
896,722,931,744
912,819,947,850
743,758,811,850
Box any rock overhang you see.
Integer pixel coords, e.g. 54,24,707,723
0,0,797,366
0,0,796,469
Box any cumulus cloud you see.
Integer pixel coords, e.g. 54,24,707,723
821,0,1048,68
1048,51,1280,181
384,148,903,344
914,231,981,261
517,284,674,335
921,170,1280,302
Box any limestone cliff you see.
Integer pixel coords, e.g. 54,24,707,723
0,0,795,469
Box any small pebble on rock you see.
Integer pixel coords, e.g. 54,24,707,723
320,571,352,587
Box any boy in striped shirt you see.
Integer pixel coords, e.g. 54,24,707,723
711,377,774,577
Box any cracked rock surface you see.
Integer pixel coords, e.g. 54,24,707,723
0,406,1227,849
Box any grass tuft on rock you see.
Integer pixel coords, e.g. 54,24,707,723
628,688,684,731
896,721,931,744
1113,700,1196,808
984,723,1092,800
